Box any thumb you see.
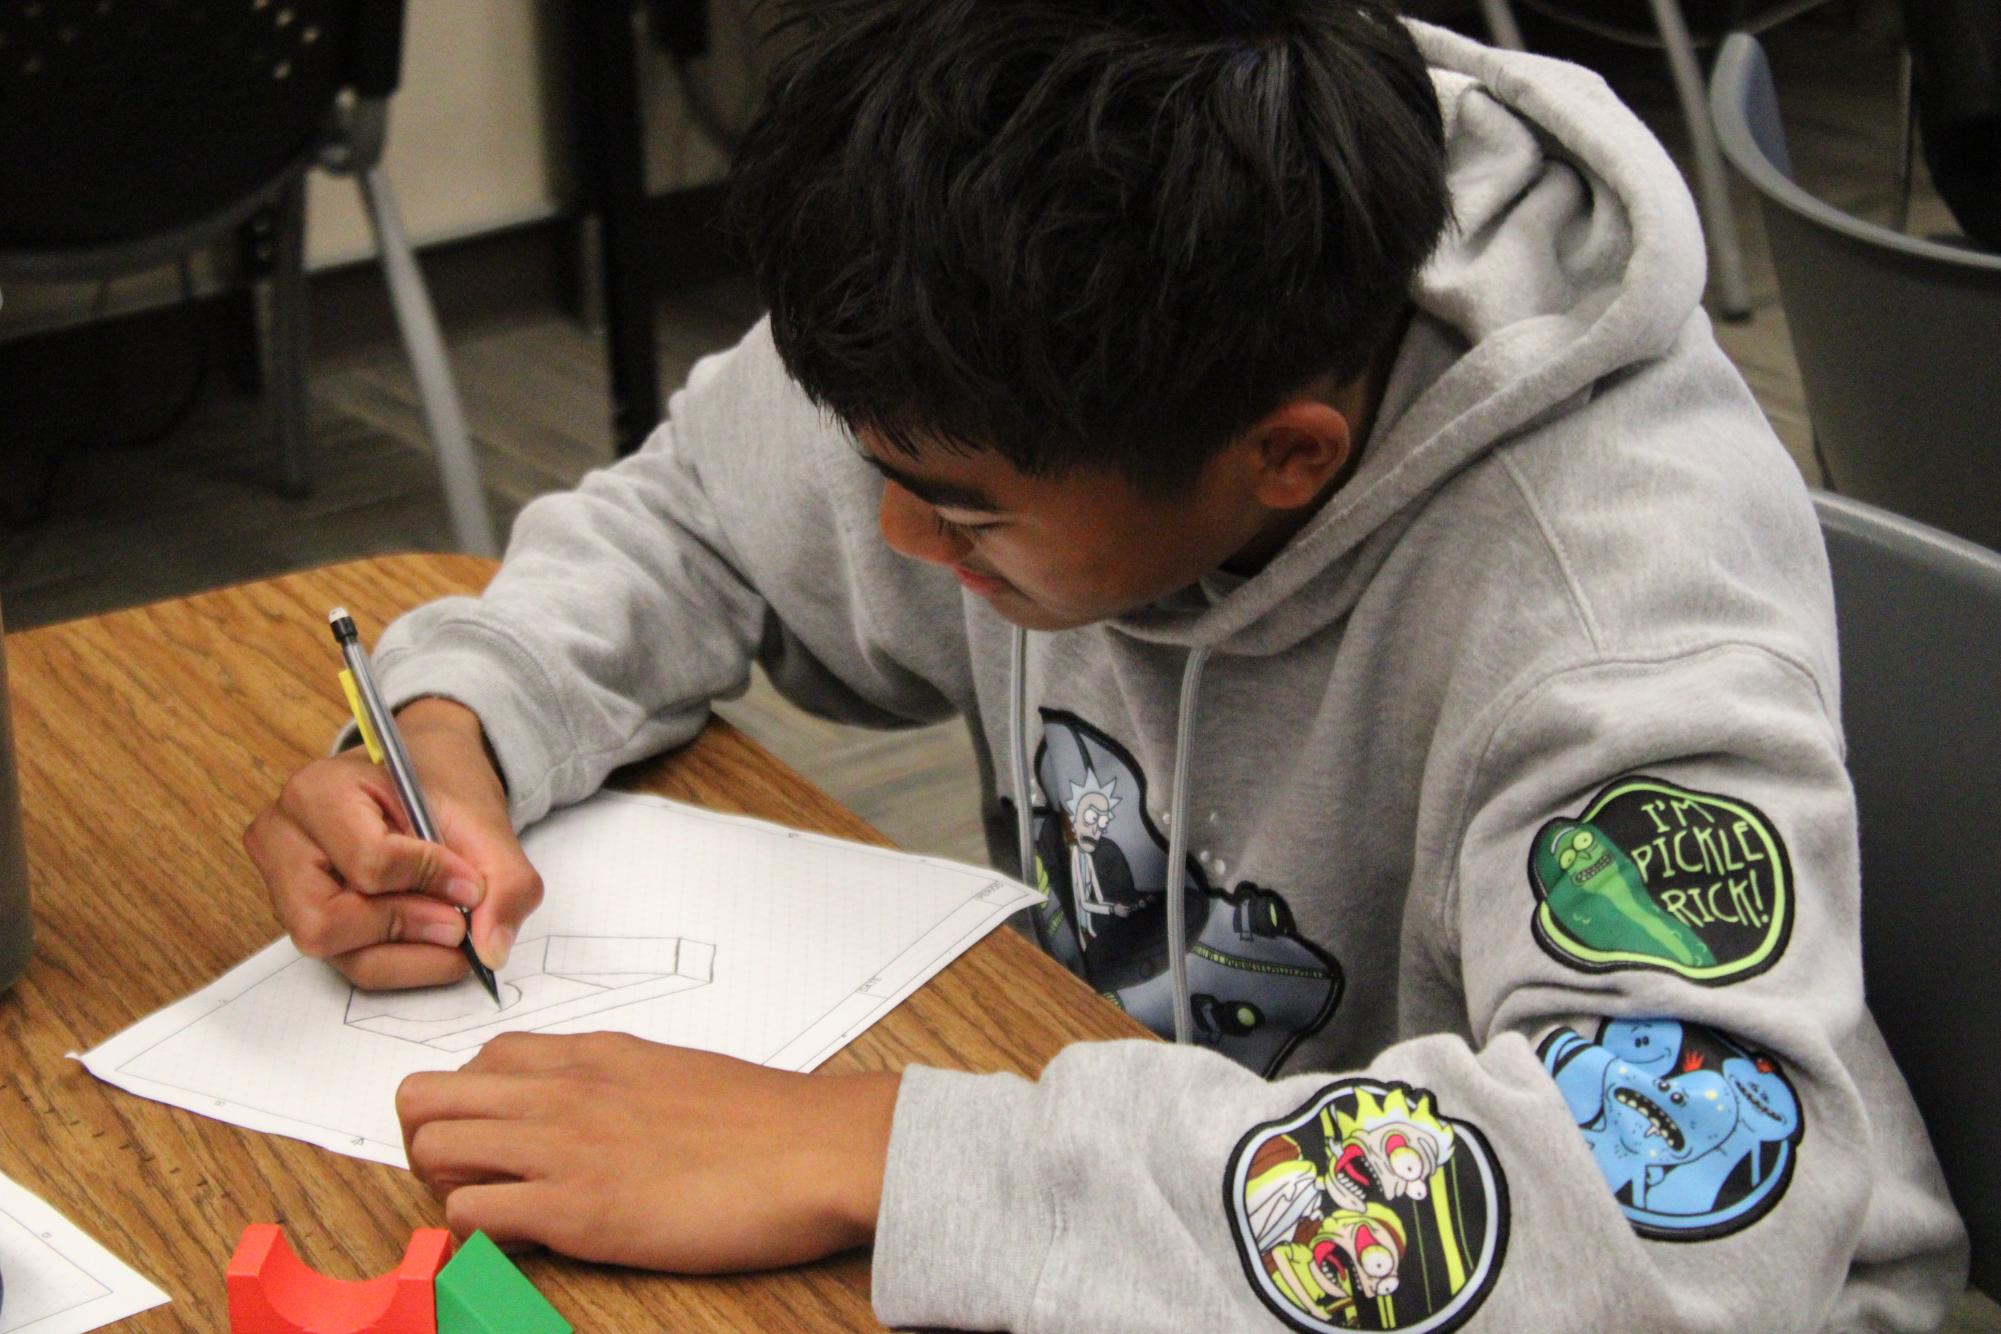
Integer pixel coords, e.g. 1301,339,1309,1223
463,843,544,972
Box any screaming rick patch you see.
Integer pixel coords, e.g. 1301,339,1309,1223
1225,1080,1508,1332
1527,776,1793,984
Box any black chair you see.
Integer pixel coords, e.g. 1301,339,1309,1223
1710,33,2001,552
0,0,497,555
1816,490,2001,1297
1900,0,2001,248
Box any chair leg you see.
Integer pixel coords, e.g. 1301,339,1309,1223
1478,0,1527,51
355,167,500,558
1894,46,1916,234
1811,429,1838,493
261,175,313,499
1646,0,1752,320
573,213,607,337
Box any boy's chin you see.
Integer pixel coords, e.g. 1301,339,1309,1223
982,589,1098,633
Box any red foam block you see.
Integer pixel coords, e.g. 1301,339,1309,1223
227,1225,454,1334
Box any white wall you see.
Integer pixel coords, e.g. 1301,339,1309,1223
304,0,564,267
0,0,767,338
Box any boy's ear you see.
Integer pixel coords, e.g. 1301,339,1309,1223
1243,400,1353,510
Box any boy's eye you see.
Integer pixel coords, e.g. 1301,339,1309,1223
931,513,990,539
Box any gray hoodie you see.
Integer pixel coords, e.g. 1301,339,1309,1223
364,22,1967,1332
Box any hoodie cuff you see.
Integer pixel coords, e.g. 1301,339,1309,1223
872,1065,1056,1331
325,637,563,831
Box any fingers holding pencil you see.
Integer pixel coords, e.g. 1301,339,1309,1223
243,699,544,988
245,765,471,983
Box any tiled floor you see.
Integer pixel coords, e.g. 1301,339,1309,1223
3,8,1995,1323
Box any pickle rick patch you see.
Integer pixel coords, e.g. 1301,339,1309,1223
1225,1081,1508,1332
1527,776,1793,985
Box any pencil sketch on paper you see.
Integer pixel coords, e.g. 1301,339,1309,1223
79,789,1041,1169
344,935,715,1051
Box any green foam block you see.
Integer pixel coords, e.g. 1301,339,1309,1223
435,1231,572,1334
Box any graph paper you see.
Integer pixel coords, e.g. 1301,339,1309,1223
80,790,1037,1167
0,1168,167,1333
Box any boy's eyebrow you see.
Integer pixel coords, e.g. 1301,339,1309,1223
856,451,1003,514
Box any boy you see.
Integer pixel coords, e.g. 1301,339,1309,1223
243,2,1967,1327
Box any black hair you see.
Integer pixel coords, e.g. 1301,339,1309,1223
728,0,1450,493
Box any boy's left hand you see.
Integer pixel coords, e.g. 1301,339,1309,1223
397,1031,899,1271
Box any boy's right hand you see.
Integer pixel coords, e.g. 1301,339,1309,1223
242,698,543,991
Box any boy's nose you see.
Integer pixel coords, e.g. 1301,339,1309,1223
878,480,971,566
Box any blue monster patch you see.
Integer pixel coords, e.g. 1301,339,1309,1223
1540,1018,1802,1241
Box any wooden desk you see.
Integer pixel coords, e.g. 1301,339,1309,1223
3,555,1148,1331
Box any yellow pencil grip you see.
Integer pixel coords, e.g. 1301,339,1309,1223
338,669,386,764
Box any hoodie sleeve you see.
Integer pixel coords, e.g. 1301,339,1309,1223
870,641,1965,1332
358,319,968,829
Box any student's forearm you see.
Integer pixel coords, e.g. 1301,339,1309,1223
397,697,508,794
819,1068,901,1246
395,696,484,741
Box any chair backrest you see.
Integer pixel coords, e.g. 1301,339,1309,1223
1815,490,2001,1295
1514,0,1828,46
1711,35,2001,553
0,0,403,253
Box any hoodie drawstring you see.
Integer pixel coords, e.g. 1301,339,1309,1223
1164,645,1210,1045
1006,624,1211,1048
1009,624,1036,895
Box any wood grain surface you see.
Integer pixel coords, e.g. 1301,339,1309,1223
2,555,1148,1331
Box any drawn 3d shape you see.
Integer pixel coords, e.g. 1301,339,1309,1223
344,936,714,1052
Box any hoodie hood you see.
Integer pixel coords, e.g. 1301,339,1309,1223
1108,19,1708,658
